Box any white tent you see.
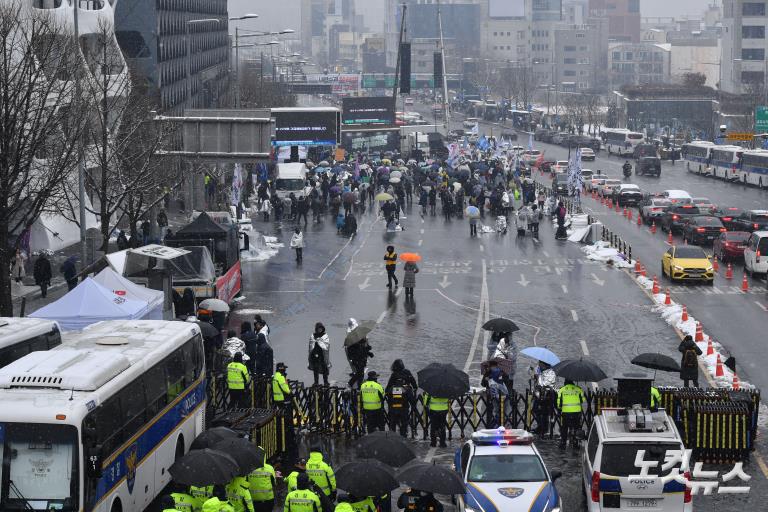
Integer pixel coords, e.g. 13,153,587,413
28,196,99,254
30,277,151,331
92,268,164,320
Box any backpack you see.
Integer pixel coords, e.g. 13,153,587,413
683,348,697,368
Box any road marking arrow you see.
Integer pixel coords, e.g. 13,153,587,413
438,275,452,289
590,273,605,286
358,277,371,291
517,274,530,287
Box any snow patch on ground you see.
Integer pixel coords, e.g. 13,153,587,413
581,241,633,268
234,308,274,315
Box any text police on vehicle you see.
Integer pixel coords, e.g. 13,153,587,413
454,428,563,512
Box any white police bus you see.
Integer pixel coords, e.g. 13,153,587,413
739,149,768,188
710,145,744,181
0,320,205,512
680,141,715,175
0,318,61,368
604,129,644,156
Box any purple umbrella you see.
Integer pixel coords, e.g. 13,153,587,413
330,185,341,194
342,191,356,203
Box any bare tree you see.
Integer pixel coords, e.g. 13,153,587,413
0,1,88,315
239,64,297,109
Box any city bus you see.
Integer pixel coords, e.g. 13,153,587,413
0,320,205,512
604,128,644,156
681,140,716,175
739,150,768,187
0,318,61,368
710,145,744,181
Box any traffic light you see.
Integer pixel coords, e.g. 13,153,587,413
400,43,411,94
433,52,443,89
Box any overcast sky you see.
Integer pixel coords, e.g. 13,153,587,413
227,0,718,35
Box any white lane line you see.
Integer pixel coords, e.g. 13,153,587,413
464,259,488,373
755,301,768,312
396,287,404,296
376,310,388,324
543,250,550,258
418,239,423,246
424,446,437,462
479,244,485,252
420,229,425,234
319,236,354,279
571,309,579,322
561,284,568,294
579,340,590,356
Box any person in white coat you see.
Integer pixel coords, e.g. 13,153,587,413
308,322,331,386
492,333,517,391
290,228,304,263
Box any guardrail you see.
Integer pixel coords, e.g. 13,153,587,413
206,374,759,463
600,224,633,262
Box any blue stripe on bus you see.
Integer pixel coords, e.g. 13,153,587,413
93,378,207,505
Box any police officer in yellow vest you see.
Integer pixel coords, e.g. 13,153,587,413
247,451,277,512
225,474,255,512
162,495,184,512
190,485,215,511
228,352,251,410
360,371,386,433
284,473,322,512
169,491,196,512
202,488,236,512
307,447,337,499
348,494,376,512
424,393,449,448
556,379,585,449
273,362,291,406
335,502,354,512
650,385,661,412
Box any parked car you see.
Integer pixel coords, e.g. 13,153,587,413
661,204,702,234
635,156,661,176
711,206,744,231
731,210,768,233
640,196,671,225
612,184,643,207
661,190,693,205
580,147,596,161
744,231,768,276
692,197,716,215
540,130,557,143
553,173,570,195
681,216,726,245
551,132,569,145
552,160,569,174
586,175,608,192
533,128,549,141
713,231,750,262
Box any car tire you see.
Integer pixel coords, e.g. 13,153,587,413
707,279,714,286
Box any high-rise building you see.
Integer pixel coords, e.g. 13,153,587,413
554,17,608,92
588,0,640,42
721,0,767,94
115,0,229,113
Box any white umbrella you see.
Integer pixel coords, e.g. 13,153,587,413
199,298,230,313
453,182,461,191
390,170,402,179
389,176,401,184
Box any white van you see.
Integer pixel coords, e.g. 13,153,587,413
275,162,308,198
744,231,768,276
661,190,692,205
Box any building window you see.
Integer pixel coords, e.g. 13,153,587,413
628,0,640,13
564,69,576,76
612,51,621,60
743,2,766,16
493,32,498,36
743,48,766,60
742,70,765,83
576,33,585,38
625,52,634,60
564,57,576,64
564,45,576,51
742,25,766,39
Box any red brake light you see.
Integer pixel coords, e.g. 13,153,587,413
696,227,705,233
723,217,732,222
720,228,727,232
758,250,762,258
728,207,739,210
591,471,600,502
684,471,692,503
673,215,679,220
652,207,661,212
682,205,693,208
754,223,760,229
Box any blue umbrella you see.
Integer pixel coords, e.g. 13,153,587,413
520,347,561,366
465,206,480,218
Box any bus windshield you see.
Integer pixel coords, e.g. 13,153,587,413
0,422,78,511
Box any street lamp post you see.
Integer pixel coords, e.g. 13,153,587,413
229,14,259,108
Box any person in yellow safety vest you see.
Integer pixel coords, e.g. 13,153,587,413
650,386,661,412
347,495,376,512
360,371,386,433
334,502,354,512
169,491,196,512
424,393,449,448
225,475,255,512
556,379,585,450
285,458,306,492
162,495,184,512
227,352,251,410
284,473,322,512
306,447,337,499
202,488,235,512
190,485,215,511
272,362,291,405
247,451,277,512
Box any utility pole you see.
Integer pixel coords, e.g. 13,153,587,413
73,0,87,267
437,0,450,125
392,3,407,100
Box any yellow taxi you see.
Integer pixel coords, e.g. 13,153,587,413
661,245,714,284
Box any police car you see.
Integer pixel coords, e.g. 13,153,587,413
454,428,563,512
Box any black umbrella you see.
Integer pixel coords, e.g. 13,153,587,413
344,320,377,347
213,438,265,475
553,358,607,382
396,462,466,495
169,449,239,486
354,432,416,467
631,353,680,373
336,459,399,496
417,363,469,399
482,318,520,333
190,427,240,451
195,321,220,339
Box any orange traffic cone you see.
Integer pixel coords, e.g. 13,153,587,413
640,265,646,277
637,215,642,226
635,260,642,273
628,210,633,221
616,203,621,213
732,373,741,390
742,273,749,292
713,255,719,273
681,305,688,322
667,231,673,245
725,263,733,279
695,321,704,342
623,207,628,217
652,275,660,294
715,354,724,377
651,221,657,234
664,288,672,305
706,338,714,355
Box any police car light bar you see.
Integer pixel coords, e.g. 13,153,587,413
471,427,535,446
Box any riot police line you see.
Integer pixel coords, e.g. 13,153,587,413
205,371,761,464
